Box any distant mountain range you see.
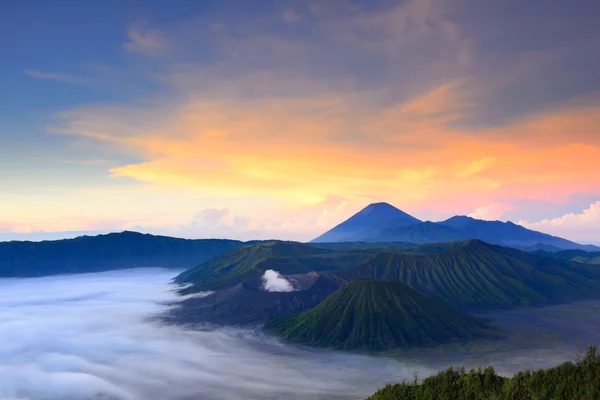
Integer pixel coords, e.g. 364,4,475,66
312,202,600,251
1,200,598,278
3,224,599,352
0,231,244,277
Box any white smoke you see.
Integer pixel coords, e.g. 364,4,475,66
261,269,294,292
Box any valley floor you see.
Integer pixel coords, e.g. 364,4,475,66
383,300,600,378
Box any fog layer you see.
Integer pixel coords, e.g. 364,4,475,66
1,269,598,400
0,269,420,400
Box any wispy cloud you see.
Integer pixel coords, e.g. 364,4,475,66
9,0,600,241
57,80,600,218
122,28,170,56
23,69,93,84
468,203,513,221
519,201,600,244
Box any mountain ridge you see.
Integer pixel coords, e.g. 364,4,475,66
311,202,422,243
311,203,600,251
335,239,600,310
174,241,376,293
0,231,246,277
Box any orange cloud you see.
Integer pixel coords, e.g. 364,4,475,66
457,156,497,178
58,82,600,219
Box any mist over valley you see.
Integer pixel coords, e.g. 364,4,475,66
1,268,600,399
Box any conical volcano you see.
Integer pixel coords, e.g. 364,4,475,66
311,202,421,243
267,279,502,350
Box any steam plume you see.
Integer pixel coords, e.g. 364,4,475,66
261,269,294,292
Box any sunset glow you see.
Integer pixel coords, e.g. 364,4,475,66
2,0,600,243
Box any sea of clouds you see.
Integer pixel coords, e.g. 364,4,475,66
1,268,598,400
0,269,423,400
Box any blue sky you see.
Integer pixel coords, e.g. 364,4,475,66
1,0,600,243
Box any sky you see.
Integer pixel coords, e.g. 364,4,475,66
1,0,600,243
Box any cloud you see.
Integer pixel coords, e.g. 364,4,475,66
3,218,132,235
282,9,300,23
518,201,600,244
2,267,598,399
261,269,295,292
57,80,600,218
23,69,93,84
190,208,230,227
122,29,170,56
468,203,512,221
15,0,600,241
457,157,497,178
232,216,250,228
0,268,424,399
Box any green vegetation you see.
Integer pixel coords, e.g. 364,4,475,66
267,280,502,351
175,241,374,293
367,346,600,400
338,240,600,310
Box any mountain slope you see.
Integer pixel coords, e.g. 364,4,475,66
168,272,346,326
381,221,468,243
311,202,421,243
174,241,374,293
311,203,598,251
0,231,243,277
267,280,502,350
335,240,600,310
168,240,600,327
438,216,596,250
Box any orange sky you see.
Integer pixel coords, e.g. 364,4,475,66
2,0,600,243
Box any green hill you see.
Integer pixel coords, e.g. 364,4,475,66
368,345,600,400
267,280,502,351
174,241,374,293
335,240,600,310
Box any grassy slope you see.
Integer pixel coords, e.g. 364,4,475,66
267,280,502,351
336,240,600,310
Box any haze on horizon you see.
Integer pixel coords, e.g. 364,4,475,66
2,0,600,244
